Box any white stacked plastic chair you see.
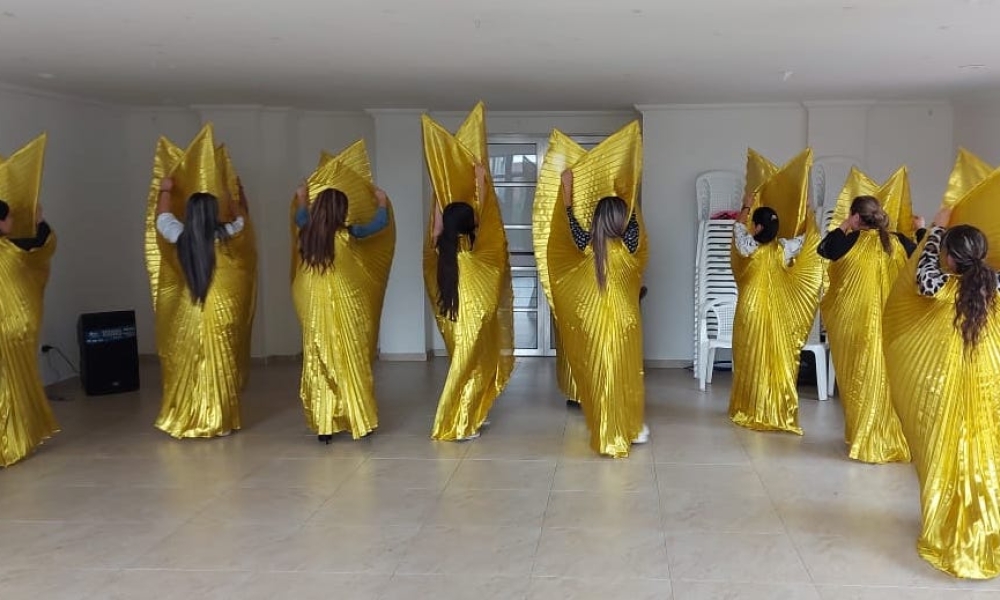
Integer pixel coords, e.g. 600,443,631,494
698,297,737,391
693,170,742,380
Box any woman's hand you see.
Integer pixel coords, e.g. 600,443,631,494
159,177,173,193
561,169,574,207
840,214,860,233
295,182,308,207
932,206,952,228
374,187,388,208
433,206,444,239
913,215,926,230
236,177,249,214
35,204,44,224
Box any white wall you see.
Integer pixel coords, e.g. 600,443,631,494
0,85,131,383
954,93,1000,165
638,101,954,365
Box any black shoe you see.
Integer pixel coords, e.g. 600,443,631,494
317,434,333,444
566,399,580,409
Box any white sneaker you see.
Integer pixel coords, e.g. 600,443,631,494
459,431,481,441
632,424,650,444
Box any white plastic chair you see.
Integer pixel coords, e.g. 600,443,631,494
698,296,737,391
803,315,830,402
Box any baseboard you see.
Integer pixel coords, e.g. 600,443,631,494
379,352,431,362
644,359,691,369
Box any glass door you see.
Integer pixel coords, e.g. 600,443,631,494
488,140,550,356
487,135,608,357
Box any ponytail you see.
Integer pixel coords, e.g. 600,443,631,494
590,196,629,290
851,195,892,254
943,224,998,349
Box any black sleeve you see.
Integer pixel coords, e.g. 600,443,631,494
817,228,856,261
893,232,918,258
915,228,927,244
10,221,51,251
567,206,590,251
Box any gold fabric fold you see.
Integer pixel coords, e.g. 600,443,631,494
534,123,647,457
829,166,914,237
730,148,822,435
0,133,47,239
145,124,258,438
533,130,588,404
422,103,514,440
291,141,395,438
822,167,912,463
885,150,1000,579
0,134,57,467
746,148,812,239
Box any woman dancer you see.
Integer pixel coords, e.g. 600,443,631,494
885,156,1000,578
422,105,514,441
730,149,823,435
292,142,394,443
147,125,257,438
819,189,924,463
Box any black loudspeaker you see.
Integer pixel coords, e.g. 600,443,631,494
77,310,140,396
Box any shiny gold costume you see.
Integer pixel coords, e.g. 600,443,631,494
145,124,258,438
884,149,1000,579
730,149,823,435
821,167,912,463
291,141,395,438
0,133,58,467
422,103,514,440
534,123,647,457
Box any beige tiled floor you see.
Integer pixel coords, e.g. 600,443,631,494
2,358,1000,599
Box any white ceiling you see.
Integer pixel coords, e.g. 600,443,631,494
1,0,998,110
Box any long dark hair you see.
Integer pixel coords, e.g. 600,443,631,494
177,192,229,304
851,195,892,253
0,199,9,237
751,207,779,244
299,188,348,272
942,224,997,349
591,196,629,290
436,202,476,321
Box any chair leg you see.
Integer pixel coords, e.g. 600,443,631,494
810,348,828,401
827,357,836,398
696,342,709,380
698,347,709,391
706,347,717,385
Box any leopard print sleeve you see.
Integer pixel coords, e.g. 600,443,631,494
916,226,948,297
733,222,758,257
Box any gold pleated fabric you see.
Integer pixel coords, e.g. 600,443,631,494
0,134,58,467
730,149,822,435
145,124,258,438
534,123,647,458
821,167,912,463
422,103,515,440
291,141,395,438
884,150,1000,579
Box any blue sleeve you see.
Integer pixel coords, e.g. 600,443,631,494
294,206,309,229
348,206,390,239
